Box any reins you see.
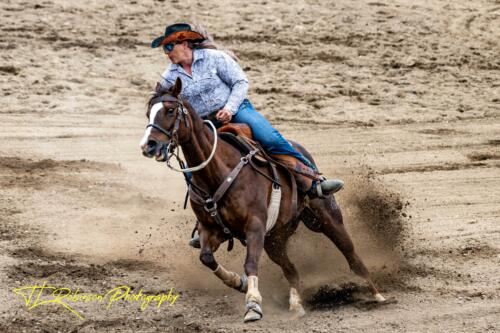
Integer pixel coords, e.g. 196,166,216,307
166,120,218,173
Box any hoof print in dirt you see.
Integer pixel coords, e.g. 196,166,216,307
355,297,398,311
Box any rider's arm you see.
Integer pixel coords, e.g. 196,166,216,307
215,52,249,115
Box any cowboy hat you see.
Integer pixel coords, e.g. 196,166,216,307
151,23,205,48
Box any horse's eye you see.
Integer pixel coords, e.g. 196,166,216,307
166,108,175,115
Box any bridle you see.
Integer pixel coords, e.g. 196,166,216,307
146,94,218,173
147,94,187,138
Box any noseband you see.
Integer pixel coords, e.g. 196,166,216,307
146,94,218,173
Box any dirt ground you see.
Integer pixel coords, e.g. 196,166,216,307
1,0,499,332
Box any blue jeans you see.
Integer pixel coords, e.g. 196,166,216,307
232,99,315,169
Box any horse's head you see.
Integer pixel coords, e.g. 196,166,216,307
140,77,191,161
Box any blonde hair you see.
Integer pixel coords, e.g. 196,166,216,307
190,23,239,62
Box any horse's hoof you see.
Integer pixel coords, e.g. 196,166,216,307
374,293,386,302
356,296,397,310
244,309,262,323
289,304,306,319
244,301,262,323
188,233,201,249
236,274,248,293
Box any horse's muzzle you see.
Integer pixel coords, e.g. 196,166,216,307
142,140,157,158
142,140,169,162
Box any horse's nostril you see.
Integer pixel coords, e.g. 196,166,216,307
147,140,157,149
142,140,158,158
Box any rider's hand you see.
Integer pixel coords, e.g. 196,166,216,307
216,109,232,124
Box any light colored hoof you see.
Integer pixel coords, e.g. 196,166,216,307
244,301,262,323
244,309,262,322
374,293,386,302
290,304,306,318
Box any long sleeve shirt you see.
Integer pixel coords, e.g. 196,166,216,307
160,48,249,117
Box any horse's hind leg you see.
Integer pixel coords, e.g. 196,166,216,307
309,196,386,302
264,229,306,317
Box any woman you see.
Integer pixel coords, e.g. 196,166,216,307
151,23,344,247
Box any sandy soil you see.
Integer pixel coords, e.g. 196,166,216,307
1,0,499,332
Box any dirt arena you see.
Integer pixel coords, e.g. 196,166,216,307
1,0,499,332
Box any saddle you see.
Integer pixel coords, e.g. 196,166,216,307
189,123,322,250
217,123,322,183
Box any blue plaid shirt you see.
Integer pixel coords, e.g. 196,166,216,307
160,48,249,117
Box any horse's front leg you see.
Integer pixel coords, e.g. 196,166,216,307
243,217,266,323
198,226,247,293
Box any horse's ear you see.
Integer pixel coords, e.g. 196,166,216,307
171,77,182,98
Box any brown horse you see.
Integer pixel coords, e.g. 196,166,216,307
140,78,386,322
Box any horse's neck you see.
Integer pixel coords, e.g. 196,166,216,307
181,119,236,191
